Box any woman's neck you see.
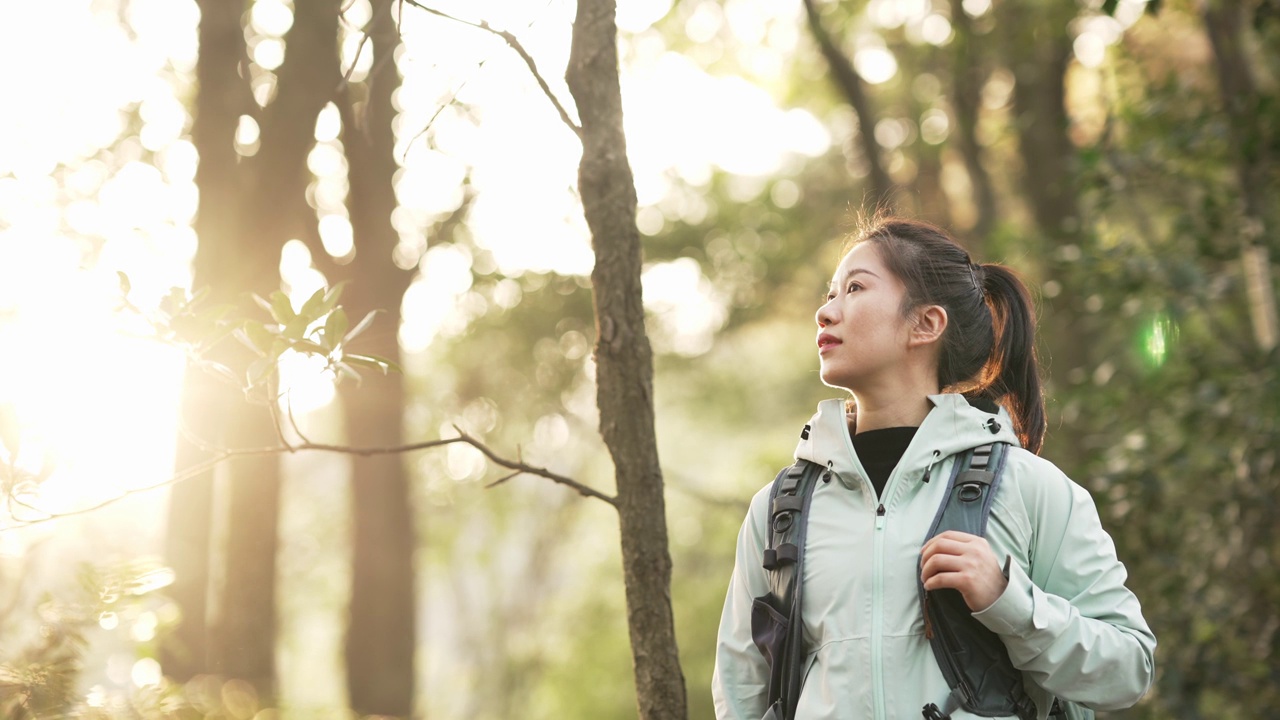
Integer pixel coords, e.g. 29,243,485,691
849,390,936,435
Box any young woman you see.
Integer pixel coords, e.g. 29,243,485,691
712,218,1155,719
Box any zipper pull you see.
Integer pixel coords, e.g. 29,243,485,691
822,460,833,483
875,503,886,530
922,449,941,483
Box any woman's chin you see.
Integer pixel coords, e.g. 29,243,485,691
819,369,855,392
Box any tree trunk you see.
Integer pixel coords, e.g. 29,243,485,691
205,0,341,699
335,2,417,715
1002,1,1077,244
948,0,998,247
1202,0,1279,353
995,0,1091,464
162,0,250,682
565,2,688,719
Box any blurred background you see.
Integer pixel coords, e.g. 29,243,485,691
0,0,1276,718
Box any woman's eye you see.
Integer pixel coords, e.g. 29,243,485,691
847,282,862,293
824,291,836,302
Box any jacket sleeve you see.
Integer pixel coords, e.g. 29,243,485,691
712,489,772,720
972,468,1156,711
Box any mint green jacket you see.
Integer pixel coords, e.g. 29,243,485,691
712,395,1156,720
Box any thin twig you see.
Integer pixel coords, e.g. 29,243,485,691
3,429,616,529
402,0,582,141
267,396,297,452
450,425,612,504
284,391,314,446
484,470,522,489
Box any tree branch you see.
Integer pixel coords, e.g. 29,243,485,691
2,429,616,529
402,0,583,141
800,0,893,205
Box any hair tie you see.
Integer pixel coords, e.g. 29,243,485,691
969,263,982,293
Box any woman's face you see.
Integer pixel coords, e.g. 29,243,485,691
815,242,915,392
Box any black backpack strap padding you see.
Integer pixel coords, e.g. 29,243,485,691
751,459,823,720
919,442,1039,720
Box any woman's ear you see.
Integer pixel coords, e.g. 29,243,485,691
908,305,948,348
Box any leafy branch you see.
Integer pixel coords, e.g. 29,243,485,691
0,280,615,530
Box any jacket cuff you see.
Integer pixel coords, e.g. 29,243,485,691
972,557,1038,636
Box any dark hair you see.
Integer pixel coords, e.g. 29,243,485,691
845,215,1046,454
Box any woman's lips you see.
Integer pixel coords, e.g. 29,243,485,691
817,333,841,354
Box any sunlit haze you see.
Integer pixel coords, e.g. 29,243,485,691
0,0,830,534
0,0,1142,532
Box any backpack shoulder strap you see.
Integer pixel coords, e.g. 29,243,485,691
750,456,826,720
919,442,1039,720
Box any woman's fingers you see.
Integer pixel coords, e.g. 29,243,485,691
920,531,1008,611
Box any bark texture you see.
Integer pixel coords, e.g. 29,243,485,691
1002,2,1077,244
162,0,250,682
565,2,688,719
1203,0,1279,352
334,2,418,714
949,0,998,247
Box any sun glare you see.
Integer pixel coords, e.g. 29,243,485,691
1,0,836,532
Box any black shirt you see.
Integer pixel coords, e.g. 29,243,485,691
852,426,919,498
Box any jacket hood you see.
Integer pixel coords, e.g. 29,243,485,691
794,393,1021,490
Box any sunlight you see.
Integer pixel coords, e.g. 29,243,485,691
1,0,836,525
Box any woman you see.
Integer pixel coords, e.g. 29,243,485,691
712,217,1155,720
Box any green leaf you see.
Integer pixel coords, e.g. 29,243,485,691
246,357,275,387
269,337,289,361
117,271,132,296
282,316,309,342
159,287,187,318
1101,0,1119,16
324,308,349,349
251,293,274,314
343,309,381,345
345,353,403,375
239,322,276,355
321,281,347,315
200,360,239,385
298,287,328,323
290,339,328,355
270,291,296,325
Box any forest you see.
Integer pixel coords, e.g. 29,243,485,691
0,0,1276,718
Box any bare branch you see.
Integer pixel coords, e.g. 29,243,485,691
267,395,297,451
3,427,616,529
450,425,614,504
402,0,582,141
484,470,522,489
284,391,314,446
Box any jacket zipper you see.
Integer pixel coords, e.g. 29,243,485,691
872,501,887,720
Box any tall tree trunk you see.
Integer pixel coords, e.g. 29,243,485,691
206,0,341,698
334,2,417,714
996,0,1090,463
565,3,687,719
162,0,251,682
1002,1,1077,244
800,0,894,207
948,0,998,247
1203,0,1279,353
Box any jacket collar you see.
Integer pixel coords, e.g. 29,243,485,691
793,394,1020,490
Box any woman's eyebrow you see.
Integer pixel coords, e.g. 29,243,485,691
829,267,880,288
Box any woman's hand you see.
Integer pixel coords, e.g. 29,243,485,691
920,530,1009,612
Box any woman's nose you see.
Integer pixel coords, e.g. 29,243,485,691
816,300,836,328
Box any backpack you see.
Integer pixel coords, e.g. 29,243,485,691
750,435,1091,720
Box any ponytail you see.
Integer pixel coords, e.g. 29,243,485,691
977,264,1046,455
847,215,1047,454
